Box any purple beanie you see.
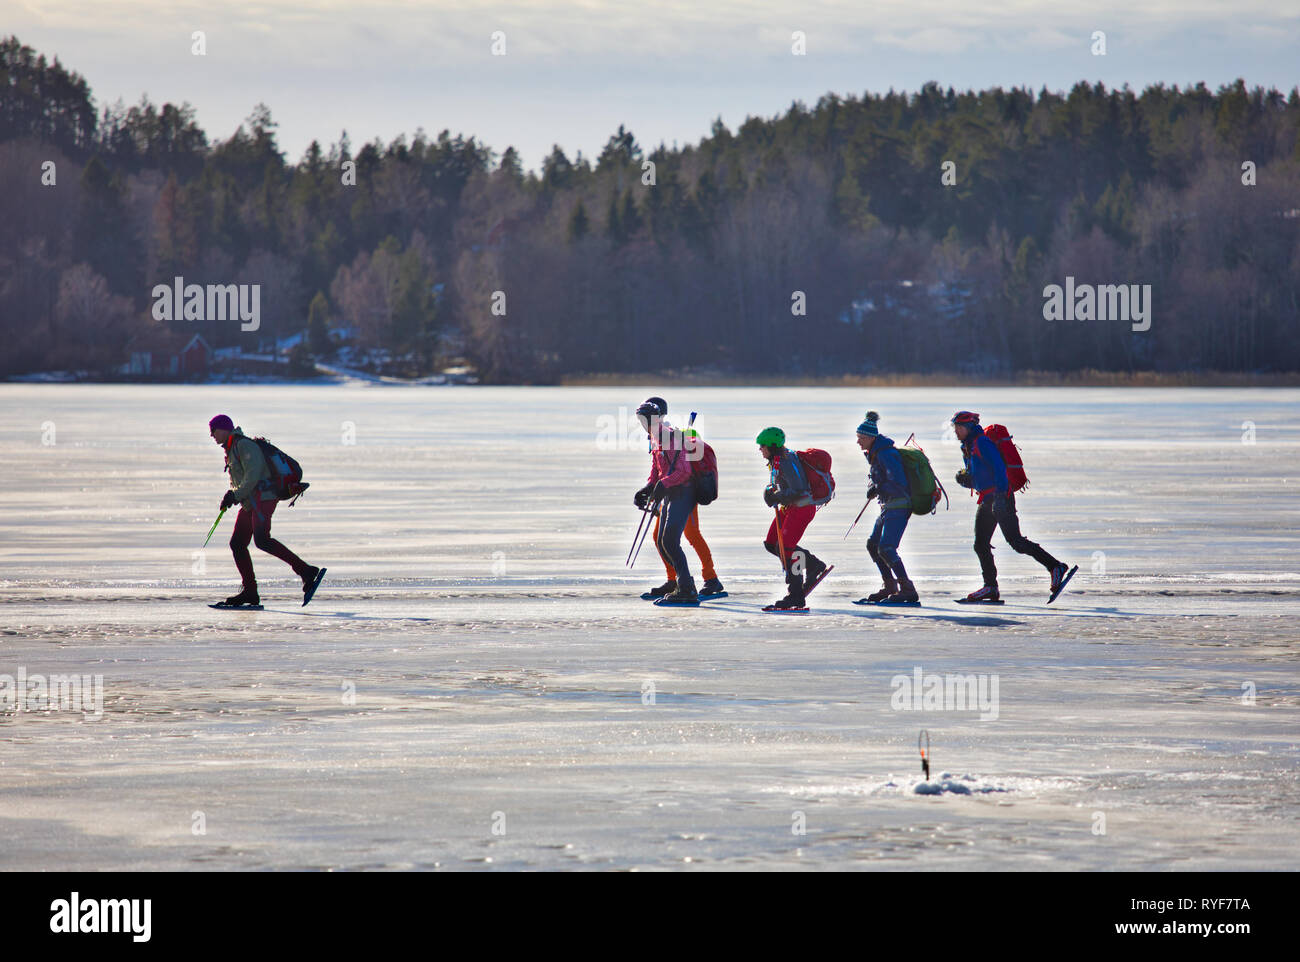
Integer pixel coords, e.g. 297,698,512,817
209,414,234,432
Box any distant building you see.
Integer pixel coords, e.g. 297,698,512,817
123,332,213,378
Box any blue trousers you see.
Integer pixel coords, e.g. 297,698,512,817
867,506,911,582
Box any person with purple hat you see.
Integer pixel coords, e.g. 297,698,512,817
208,415,325,609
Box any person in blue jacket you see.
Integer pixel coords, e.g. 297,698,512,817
952,410,1069,602
856,411,918,604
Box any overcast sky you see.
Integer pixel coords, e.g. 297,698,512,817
11,1,1300,172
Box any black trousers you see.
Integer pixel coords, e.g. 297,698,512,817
974,492,1060,587
655,486,697,583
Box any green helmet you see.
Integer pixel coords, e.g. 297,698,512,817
755,426,785,448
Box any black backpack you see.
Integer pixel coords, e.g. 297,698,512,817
253,437,309,503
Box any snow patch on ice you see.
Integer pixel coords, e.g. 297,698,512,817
780,772,1084,800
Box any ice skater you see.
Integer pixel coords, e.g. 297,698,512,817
208,414,325,609
632,397,726,601
854,411,919,605
633,400,701,606
756,427,832,611
950,410,1074,603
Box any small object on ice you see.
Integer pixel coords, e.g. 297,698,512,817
919,729,931,780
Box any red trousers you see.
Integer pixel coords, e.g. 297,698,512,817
765,504,817,566
230,498,310,589
652,506,717,582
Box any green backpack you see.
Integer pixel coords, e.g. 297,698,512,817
898,445,943,516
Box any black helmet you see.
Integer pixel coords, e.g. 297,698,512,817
636,396,667,419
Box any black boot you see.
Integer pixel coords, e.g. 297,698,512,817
861,575,898,605
656,575,699,606
778,570,808,609
699,578,726,597
301,565,327,607
221,587,260,608
641,580,676,601
891,577,919,603
801,554,827,593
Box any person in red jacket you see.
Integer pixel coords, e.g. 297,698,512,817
633,397,725,600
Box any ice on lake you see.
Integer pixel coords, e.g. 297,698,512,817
0,384,1297,869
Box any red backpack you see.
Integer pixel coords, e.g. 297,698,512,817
253,436,310,503
690,439,719,505
978,425,1029,493
794,448,836,506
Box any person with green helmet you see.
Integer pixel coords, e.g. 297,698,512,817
757,427,830,611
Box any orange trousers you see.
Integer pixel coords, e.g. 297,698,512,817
653,506,717,582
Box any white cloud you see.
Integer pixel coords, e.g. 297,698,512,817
876,27,980,54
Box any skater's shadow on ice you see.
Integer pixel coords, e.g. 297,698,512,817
996,604,1153,618
274,610,437,624
844,611,1022,628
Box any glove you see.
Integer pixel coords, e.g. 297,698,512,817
955,469,972,489
220,491,239,510
866,485,879,502
763,485,778,507
651,481,667,502
634,484,653,510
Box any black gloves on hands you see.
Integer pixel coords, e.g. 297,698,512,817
764,485,779,507
955,469,972,489
220,491,239,510
866,485,879,502
634,484,653,509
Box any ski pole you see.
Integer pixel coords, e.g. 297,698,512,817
202,507,228,547
842,493,876,540
626,503,652,567
629,499,661,568
774,505,787,576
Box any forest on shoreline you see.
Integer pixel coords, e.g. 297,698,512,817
3,35,1299,383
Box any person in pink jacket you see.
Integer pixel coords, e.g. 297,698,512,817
634,400,700,606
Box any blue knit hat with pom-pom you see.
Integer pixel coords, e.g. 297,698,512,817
856,410,881,437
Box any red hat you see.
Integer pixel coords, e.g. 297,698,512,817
950,411,980,425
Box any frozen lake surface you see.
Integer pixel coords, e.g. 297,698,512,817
1,384,1297,870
